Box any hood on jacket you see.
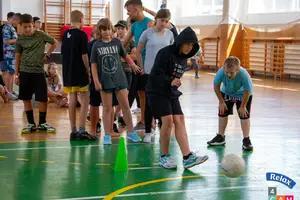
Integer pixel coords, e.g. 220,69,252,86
173,26,199,58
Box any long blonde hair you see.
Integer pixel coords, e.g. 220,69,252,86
47,62,60,86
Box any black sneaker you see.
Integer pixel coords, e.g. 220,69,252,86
118,116,126,128
207,134,226,146
96,122,101,133
70,131,98,140
242,137,253,151
113,123,119,133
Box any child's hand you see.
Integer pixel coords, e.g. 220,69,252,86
56,92,62,97
171,78,181,87
219,101,228,115
95,81,102,91
238,106,249,118
42,54,49,64
15,76,20,86
88,72,91,84
130,64,142,74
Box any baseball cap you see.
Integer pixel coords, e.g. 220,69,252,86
114,20,128,28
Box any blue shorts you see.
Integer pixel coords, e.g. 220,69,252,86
0,61,8,72
2,59,15,74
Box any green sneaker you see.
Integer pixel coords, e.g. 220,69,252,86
21,124,37,134
38,123,56,133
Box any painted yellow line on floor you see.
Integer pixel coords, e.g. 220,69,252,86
103,175,201,200
128,164,140,166
41,160,55,163
16,158,29,161
96,163,111,166
69,162,82,165
0,139,63,144
0,155,7,158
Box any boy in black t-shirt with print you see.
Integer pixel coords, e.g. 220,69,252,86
61,10,96,140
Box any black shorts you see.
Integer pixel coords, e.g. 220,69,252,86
136,74,148,91
219,93,253,120
89,88,118,107
89,89,102,107
19,72,48,102
147,93,183,118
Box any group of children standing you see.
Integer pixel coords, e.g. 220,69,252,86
5,0,253,170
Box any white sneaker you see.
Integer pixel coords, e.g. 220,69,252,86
159,154,177,169
7,92,18,100
143,133,152,143
132,108,141,114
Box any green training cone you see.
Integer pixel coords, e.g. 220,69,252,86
113,137,128,171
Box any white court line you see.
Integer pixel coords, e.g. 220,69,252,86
56,185,262,200
129,166,162,170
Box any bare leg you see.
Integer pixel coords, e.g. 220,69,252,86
173,115,191,156
219,117,228,136
100,91,113,135
241,119,250,138
90,106,99,135
4,73,12,92
0,86,8,103
137,90,145,124
68,92,77,131
79,92,89,128
115,89,134,133
23,100,33,111
115,105,121,117
39,102,47,112
111,109,114,133
160,115,173,155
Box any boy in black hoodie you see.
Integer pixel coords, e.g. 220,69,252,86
146,27,209,169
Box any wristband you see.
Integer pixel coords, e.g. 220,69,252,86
129,62,135,65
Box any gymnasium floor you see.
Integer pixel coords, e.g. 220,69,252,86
0,71,299,200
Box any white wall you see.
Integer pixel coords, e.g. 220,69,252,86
1,0,12,20
1,0,116,24
11,0,43,18
246,12,300,25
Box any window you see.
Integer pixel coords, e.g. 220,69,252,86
181,0,223,17
248,0,300,13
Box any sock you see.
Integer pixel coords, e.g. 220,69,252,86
183,152,193,160
25,110,35,125
39,112,46,125
244,137,249,139
72,126,77,133
79,127,85,134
